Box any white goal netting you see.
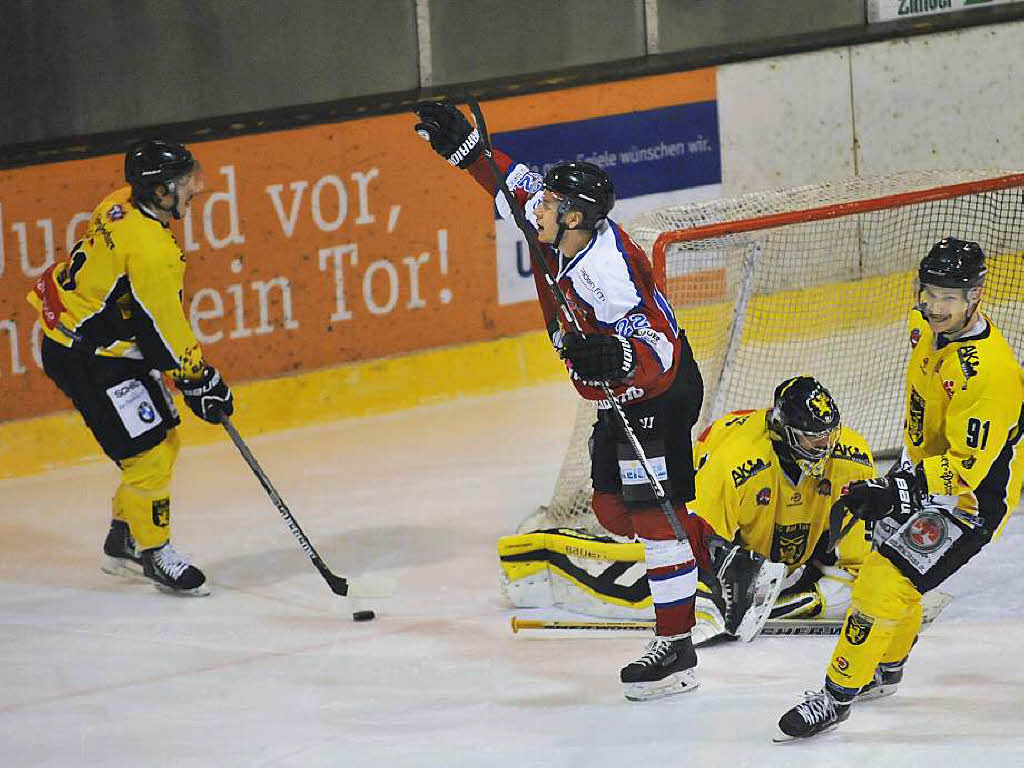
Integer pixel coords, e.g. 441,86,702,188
525,170,1024,534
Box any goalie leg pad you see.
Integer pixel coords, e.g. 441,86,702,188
498,529,653,619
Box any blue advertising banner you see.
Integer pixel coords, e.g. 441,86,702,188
491,101,721,305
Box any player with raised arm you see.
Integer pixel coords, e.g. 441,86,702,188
691,376,873,642
776,238,1024,740
413,100,711,700
27,139,233,596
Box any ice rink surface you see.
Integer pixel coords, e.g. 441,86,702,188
3,382,1024,767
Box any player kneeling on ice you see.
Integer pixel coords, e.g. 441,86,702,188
776,238,1024,741
414,100,709,701
27,140,234,597
689,376,874,643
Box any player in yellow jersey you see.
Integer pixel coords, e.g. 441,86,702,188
777,238,1024,740
27,139,234,596
691,376,874,642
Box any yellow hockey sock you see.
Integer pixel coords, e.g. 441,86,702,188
113,432,179,551
826,550,922,693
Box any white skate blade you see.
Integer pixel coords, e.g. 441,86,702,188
736,561,788,642
623,670,700,701
855,683,898,702
152,581,212,597
100,557,145,579
346,574,396,599
772,722,840,743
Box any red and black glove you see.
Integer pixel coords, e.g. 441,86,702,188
175,366,233,424
560,332,637,383
413,101,482,169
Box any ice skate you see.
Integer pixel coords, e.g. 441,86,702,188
100,520,145,578
620,634,700,701
774,687,850,742
857,659,905,702
141,542,210,596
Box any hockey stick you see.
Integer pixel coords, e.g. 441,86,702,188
221,415,391,599
510,591,953,637
463,96,689,545
510,616,848,638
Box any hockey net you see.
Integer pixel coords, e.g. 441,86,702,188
524,170,1024,535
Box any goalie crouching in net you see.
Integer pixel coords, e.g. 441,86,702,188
500,376,873,646
689,376,874,644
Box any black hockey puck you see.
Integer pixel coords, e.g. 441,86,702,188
352,610,376,622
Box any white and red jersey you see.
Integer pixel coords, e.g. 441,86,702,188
469,150,684,404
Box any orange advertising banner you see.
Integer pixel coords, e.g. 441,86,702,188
0,69,716,423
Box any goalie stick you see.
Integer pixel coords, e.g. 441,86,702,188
221,415,391,599
463,96,690,547
510,590,953,638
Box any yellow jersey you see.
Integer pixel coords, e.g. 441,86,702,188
692,409,874,573
903,309,1024,535
27,187,203,377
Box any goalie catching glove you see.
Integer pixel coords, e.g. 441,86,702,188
413,101,482,169
560,332,637,383
175,366,233,424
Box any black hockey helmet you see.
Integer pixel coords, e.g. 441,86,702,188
543,161,615,230
125,139,197,219
766,376,841,476
919,237,987,289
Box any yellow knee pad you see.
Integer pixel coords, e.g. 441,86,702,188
113,432,180,550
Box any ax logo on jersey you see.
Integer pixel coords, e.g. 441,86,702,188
830,442,871,466
106,204,125,221
910,328,921,348
731,457,770,488
957,345,980,388
907,388,926,446
817,478,832,496
943,379,956,398
756,487,772,506
962,456,976,470
844,610,874,646
771,522,811,565
902,511,948,553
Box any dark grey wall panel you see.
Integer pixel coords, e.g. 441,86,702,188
428,0,646,86
657,0,864,52
0,0,418,145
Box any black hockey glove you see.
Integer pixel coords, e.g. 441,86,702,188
560,332,637,383
832,466,926,538
176,366,234,424
413,101,482,169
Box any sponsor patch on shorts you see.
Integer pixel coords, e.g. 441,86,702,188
106,378,163,438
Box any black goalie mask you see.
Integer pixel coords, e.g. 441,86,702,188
766,376,841,477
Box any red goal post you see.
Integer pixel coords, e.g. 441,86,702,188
525,170,1024,535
